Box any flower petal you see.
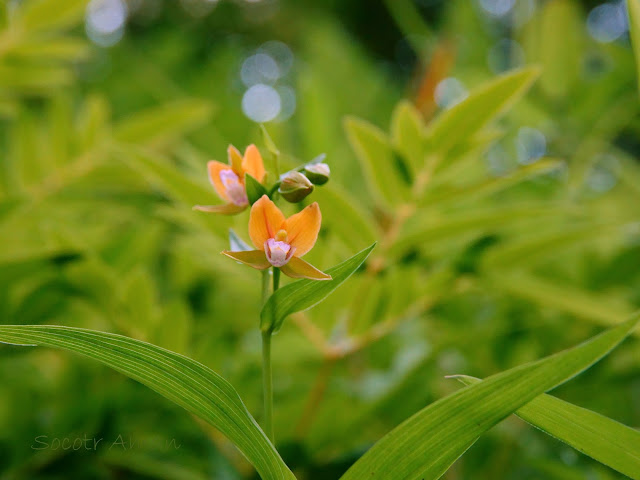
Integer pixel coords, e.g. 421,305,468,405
227,145,245,177
207,161,232,202
249,195,286,250
221,250,270,270
193,203,246,215
284,202,321,257
242,144,266,183
280,257,332,280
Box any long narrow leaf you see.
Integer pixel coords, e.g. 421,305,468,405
340,313,640,480
389,205,560,258
114,100,213,147
456,376,640,480
391,100,426,177
261,243,376,333
486,271,635,331
421,158,562,207
0,326,295,480
425,67,540,155
628,0,640,95
344,117,409,208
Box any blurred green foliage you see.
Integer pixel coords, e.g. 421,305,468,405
1,0,640,479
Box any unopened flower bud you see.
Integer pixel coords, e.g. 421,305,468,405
279,172,314,203
303,163,330,185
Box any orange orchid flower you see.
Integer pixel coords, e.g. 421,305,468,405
193,144,266,215
222,195,331,281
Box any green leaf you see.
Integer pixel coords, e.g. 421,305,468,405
486,271,635,332
628,0,640,95
120,147,214,206
75,94,110,153
421,158,563,207
114,100,213,147
344,116,409,208
480,221,624,269
0,325,295,480
456,376,640,480
117,147,227,238
9,38,90,61
0,64,72,93
339,312,640,480
391,100,426,178
425,67,540,156
536,0,582,99
389,205,560,258
18,0,87,33
245,173,268,205
260,124,281,157
261,243,376,333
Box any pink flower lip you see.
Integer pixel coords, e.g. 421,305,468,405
264,239,296,267
220,169,248,206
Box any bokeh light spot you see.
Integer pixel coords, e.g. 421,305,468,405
516,127,546,165
486,144,510,176
586,154,619,193
259,41,294,76
85,0,127,47
434,77,468,109
587,2,628,43
276,85,296,121
242,84,281,122
241,53,280,87
479,0,515,17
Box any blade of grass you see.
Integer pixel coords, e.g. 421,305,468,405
0,326,295,480
456,376,640,480
340,313,640,480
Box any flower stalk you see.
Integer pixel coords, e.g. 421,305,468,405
261,267,280,444
261,326,274,443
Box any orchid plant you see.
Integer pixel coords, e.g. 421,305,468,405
193,138,363,442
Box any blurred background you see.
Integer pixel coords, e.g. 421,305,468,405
1,0,640,478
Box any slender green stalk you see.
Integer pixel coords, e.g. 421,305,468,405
273,267,281,291
261,268,280,444
261,269,270,306
261,329,274,443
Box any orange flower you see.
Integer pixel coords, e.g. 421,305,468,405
222,195,331,280
193,144,266,215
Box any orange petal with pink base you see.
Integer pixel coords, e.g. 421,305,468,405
207,161,232,202
249,195,286,250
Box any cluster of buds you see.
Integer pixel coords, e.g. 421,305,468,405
193,142,332,281
278,156,330,203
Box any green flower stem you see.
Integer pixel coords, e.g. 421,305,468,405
261,328,274,444
273,151,280,178
261,269,270,306
261,267,280,444
273,266,281,291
